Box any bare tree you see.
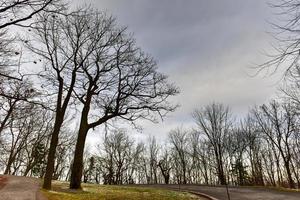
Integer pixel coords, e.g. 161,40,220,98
22,111,53,177
126,142,145,184
0,79,36,135
241,115,264,186
0,0,65,80
95,130,134,185
0,0,63,29
157,148,172,184
148,136,159,184
52,127,76,180
169,128,189,184
188,131,210,184
193,103,231,185
259,0,300,76
226,128,249,186
67,9,178,189
0,30,17,81
25,8,105,189
2,104,50,175
253,101,297,188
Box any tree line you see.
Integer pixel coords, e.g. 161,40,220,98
61,100,300,189
1,99,300,189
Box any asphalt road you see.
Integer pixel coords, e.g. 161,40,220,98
0,175,46,200
136,184,300,200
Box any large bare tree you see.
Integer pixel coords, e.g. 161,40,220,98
68,9,178,189
25,9,98,189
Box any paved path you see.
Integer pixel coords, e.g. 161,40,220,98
0,175,46,200
137,184,300,200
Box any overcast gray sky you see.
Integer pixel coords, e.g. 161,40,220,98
75,0,283,143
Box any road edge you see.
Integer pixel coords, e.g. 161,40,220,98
184,190,219,200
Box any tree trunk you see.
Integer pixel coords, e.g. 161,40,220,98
23,165,32,177
215,150,226,185
284,160,295,188
42,115,63,189
4,157,14,175
4,151,18,175
69,125,88,189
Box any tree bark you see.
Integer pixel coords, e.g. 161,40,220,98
42,70,76,190
4,156,14,174
69,90,93,189
69,124,88,189
42,115,63,189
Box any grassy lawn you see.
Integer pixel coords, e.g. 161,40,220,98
42,181,201,200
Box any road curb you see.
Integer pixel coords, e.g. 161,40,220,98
184,190,219,200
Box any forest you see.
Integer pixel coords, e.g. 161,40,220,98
0,0,300,192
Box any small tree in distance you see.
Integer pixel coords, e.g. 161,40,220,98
193,103,231,185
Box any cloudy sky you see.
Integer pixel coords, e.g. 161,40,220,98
73,0,283,143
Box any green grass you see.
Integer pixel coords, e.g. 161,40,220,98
42,181,200,200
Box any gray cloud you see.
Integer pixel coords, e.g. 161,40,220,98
78,0,281,142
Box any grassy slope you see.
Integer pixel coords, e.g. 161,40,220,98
42,181,201,200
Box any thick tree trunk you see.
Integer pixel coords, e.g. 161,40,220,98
42,66,76,190
69,124,88,189
42,115,63,189
158,164,170,184
70,91,92,189
162,172,170,184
